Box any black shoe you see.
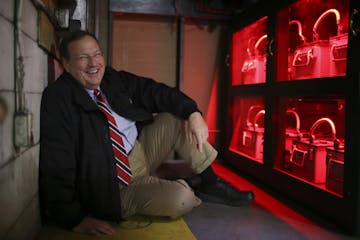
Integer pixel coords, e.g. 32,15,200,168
196,178,255,206
183,175,202,189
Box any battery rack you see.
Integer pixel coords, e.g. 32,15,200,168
222,0,360,235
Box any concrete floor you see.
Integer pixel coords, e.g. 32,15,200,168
183,162,358,240
184,202,356,240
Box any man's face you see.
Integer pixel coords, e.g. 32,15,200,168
62,35,105,89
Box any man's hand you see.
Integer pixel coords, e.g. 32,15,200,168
186,112,209,152
72,216,115,236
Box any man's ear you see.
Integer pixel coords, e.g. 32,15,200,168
61,58,69,71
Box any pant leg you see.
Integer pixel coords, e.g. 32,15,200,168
121,113,217,218
120,176,201,219
139,113,218,174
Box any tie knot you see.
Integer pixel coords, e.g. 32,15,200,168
93,89,100,97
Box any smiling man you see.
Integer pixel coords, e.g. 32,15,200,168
39,31,254,236
61,35,105,89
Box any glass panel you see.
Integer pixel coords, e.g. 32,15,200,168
229,97,265,164
275,0,350,81
231,17,268,85
273,97,345,197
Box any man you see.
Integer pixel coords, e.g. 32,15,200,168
39,31,254,235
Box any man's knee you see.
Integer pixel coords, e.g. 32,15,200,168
168,179,201,219
154,113,181,127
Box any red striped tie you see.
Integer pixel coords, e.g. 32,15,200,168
94,89,132,186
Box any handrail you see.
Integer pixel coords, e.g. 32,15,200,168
313,9,343,40
254,34,267,55
253,110,265,130
289,20,306,43
286,109,301,136
309,117,336,143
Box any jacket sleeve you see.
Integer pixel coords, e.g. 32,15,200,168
119,70,200,119
39,86,85,229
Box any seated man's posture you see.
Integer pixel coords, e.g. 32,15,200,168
39,30,254,235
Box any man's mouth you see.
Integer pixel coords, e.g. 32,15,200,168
87,69,99,74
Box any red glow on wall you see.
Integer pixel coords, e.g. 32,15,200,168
205,68,219,146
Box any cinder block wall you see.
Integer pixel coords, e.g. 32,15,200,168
0,0,47,239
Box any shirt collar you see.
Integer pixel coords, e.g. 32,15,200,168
85,87,101,102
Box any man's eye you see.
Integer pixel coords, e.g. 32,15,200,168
79,56,89,60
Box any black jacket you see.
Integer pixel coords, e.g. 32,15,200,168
39,67,199,229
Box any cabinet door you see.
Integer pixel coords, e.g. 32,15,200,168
274,0,350,81
270,0,350,198
231,16,268,86
273,97,345,197
228,97,266,164
226,0,360,235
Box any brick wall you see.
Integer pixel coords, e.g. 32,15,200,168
0,0,47,239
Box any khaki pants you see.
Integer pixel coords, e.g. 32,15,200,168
120,113,218,219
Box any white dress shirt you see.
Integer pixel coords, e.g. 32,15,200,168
86,87,138,154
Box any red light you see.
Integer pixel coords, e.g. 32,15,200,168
231,17,267,85
278,0,350,81
212,161,341,240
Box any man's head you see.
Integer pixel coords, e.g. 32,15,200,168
59,31,105,89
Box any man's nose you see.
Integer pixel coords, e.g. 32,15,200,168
88,56,97,65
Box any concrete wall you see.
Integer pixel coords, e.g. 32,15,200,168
182,23,222,118
181,22,225,148
111,14,177,88
0,1,221,239
0,0,47,239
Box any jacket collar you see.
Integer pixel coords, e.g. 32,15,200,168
63,71,99,111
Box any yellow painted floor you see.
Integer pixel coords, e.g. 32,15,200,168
36,216,196,240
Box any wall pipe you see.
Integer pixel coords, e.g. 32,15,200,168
14,0,25,112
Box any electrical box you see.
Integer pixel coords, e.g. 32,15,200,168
14,112,32,147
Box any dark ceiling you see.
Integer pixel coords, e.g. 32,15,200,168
109,0,261,19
